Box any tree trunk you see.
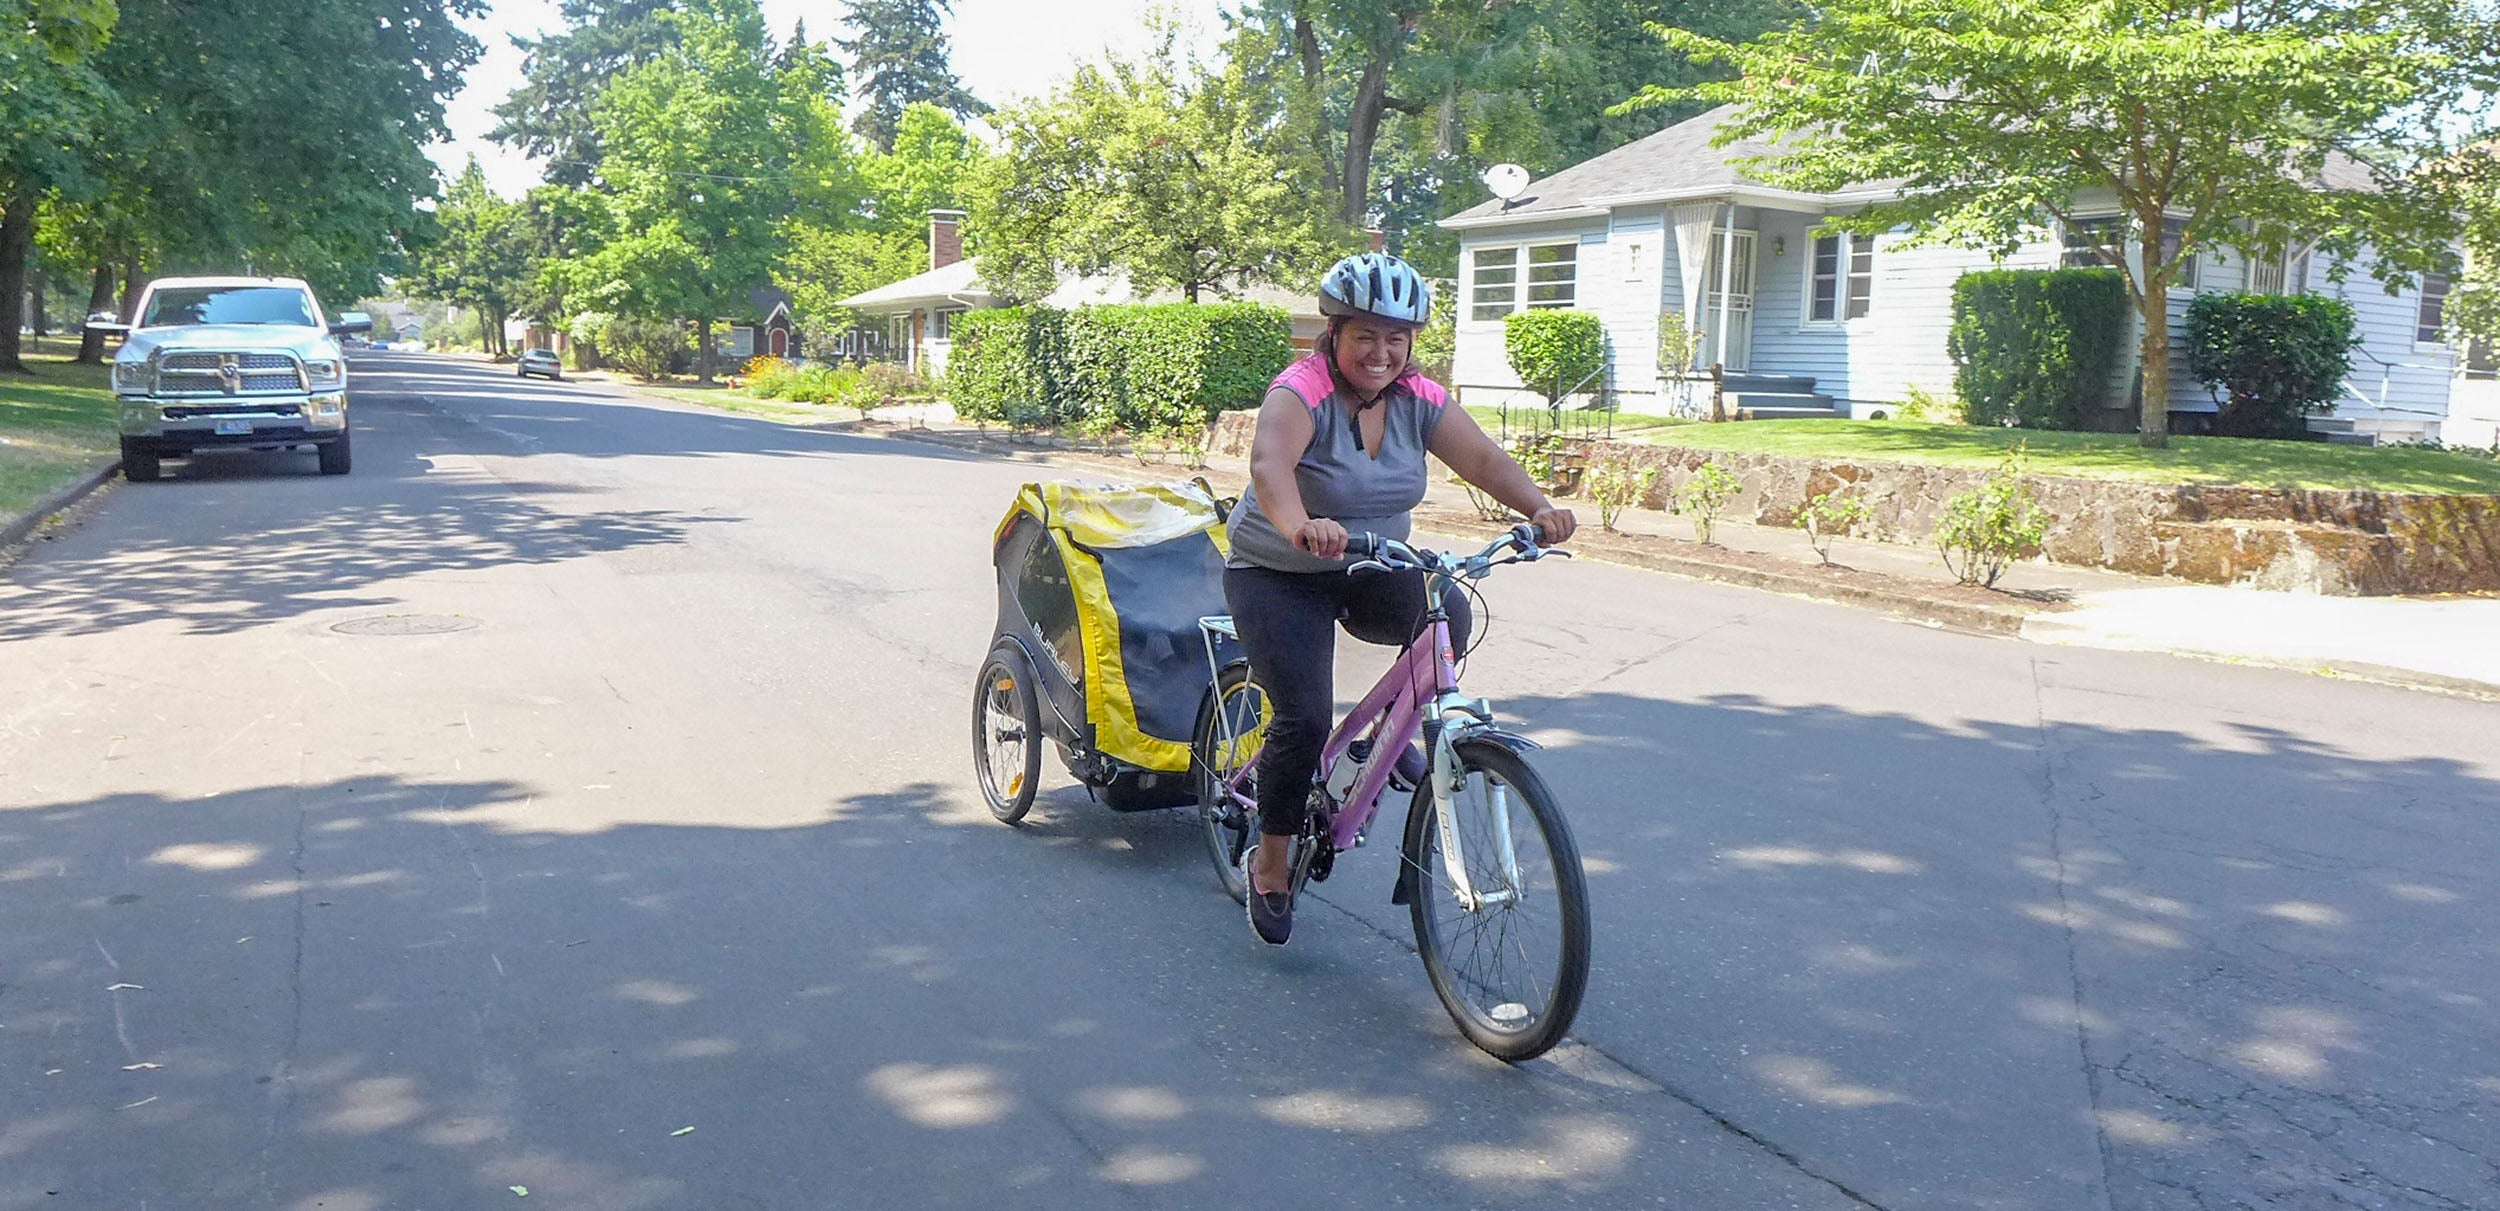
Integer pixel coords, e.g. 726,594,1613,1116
0,193,34,373
695,316,714,383
1290,5,1337,188
29,266,46,338
119,256,144,324
2136,216,2170,449
1343,58,1391,227
77,263,114,363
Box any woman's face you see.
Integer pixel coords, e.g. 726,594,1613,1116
1333,318,1413,398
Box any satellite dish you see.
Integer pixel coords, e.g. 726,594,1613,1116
1483,163,1531,204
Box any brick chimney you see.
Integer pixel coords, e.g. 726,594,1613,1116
929,210,968,270
1366,228,1386,253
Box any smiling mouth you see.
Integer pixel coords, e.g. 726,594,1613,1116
1360,363,1394,376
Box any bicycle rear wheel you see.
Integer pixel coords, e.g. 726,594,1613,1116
1404,738,1590,1062
1193,664,1268,903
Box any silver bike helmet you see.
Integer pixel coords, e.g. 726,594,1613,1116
1319,252,1432,328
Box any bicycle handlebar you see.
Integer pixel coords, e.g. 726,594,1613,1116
1345,523,1568,579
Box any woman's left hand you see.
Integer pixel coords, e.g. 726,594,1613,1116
1531,506,1577,546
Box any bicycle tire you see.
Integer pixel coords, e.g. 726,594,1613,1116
1193,663,1268,903
1403,738,1590,1062
972,646,1043,825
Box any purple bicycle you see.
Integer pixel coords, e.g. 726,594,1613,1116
1193,524,1591,1061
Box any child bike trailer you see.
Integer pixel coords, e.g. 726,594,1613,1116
973,478,1240,823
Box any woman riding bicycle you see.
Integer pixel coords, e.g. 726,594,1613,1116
1226,251,1575,945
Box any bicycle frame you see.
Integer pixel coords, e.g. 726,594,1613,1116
1200,554,1525,912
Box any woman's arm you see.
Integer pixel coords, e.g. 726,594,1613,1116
1427,405,1577,543
1247,386,1349,558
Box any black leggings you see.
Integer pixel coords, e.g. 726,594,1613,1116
1224,564,1473,838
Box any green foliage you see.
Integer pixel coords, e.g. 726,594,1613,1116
2184,293,2358,440
1503,310,1606,405
579,0,862,380
948,306,1075,428
1934,447,2047,588
965,25,1352,304
947,302,1292,433
1411,313,1457,383
1655,311,1703,415
1505,431,1571,491
1670,462,1742,545
491,0,682,186
1628,0,2488,447
1947,269,2127,429
1800,490,1870,565
603,315,691,381
403,160,532,356
1894,383,1966,425
836,0,987,152
1587,457,1659,532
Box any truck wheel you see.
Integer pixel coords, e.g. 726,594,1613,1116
120,438,159,483
317,429,352,476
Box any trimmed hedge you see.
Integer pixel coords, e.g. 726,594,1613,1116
1503,310,1607,404
948,301,1293,431
1947,269,2126,429
2186,293,2357,439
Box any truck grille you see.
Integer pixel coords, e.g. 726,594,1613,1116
154,351,306,396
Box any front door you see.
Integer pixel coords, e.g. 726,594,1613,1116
1698,229,1758,373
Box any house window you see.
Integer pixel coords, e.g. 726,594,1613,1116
2418,273,2450,345
2062,216,2196,288
1809,233,1875,322
1468,241,1578,320
934,307,966,341
2247,243,2313,296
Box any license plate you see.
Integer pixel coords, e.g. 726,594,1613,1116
214,419,252,435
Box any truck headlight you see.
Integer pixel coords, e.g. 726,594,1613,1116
111,360,150,393
304,359,345,389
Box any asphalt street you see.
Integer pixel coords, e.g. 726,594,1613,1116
4,352,2495,1211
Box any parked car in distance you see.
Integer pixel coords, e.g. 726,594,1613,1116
517,348,563,380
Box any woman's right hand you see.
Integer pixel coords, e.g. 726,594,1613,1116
1293,517,1350,560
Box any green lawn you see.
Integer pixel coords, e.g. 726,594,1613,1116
625,381,856,424
1638,419,2500,495
1,355,118,516
1462,404,1692,440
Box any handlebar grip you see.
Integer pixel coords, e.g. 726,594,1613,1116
1348,532,1383,560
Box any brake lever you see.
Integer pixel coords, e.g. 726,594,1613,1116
1345,558,1395,575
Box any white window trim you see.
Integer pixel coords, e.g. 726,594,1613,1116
1464,239,1582,323
1799,231,1877,330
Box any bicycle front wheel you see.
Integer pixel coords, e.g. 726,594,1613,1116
1193,663,1268,903
1404,738,1590,1062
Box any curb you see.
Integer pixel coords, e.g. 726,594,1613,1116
0,459,121,551
880,427,2043,636
2020,616,2500,701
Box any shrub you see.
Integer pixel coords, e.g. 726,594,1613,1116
1065,302,1295,432
1586,457,1659,532
1671,462,1742,545
1800,490,1870,565
1411,313,1456,382
2186,293,2358,439
606,316,691,381
1947,269,2126,429
1934,446,2047,587
746,357,797,398
1656,313,1702,416
949,306,1074,428
1504,310,1607,406
1895,383,1966,425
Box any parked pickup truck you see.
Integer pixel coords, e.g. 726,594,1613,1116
94,276,372,482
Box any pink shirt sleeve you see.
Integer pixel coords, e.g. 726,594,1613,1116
1271,354,1336,410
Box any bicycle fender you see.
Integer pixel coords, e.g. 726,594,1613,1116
1390,728,1542,905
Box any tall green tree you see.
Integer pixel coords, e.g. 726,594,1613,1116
0,0,119,371
778,102,982,332
403,160,531,355
1626,0,2499,446
836,0,985,152
966,33,1351,304
582,0,862,379
491,0,681,187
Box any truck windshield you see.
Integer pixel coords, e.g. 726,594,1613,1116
141,287,318,328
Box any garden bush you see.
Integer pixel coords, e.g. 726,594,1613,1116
2185,293,2357,439
1503,310,1606,406
950,302,1292,433
1947,269,2126,428
949,306,1074,428
604,316,693,381
1934,446,2047,587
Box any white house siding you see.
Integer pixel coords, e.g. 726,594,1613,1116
1745,209,1853,391
2321,253,2454,439
2447,377,2500,448
1595,209,1668,408
1451,219,1609,406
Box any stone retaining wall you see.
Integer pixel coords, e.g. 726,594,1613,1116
1205,411,2500,595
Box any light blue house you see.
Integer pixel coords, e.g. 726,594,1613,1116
1438,105,2462,443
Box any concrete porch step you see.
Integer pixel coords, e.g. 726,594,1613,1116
1727,389,1844,420
2325,431,2380,446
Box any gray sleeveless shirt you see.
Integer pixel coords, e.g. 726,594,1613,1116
1227,353,1452,574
